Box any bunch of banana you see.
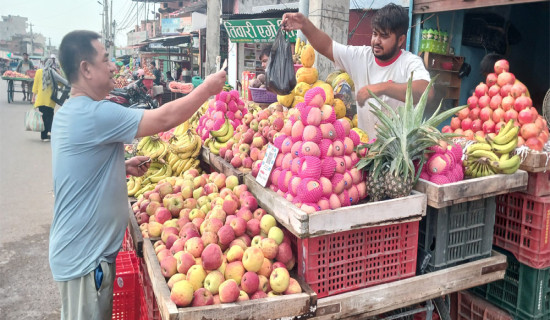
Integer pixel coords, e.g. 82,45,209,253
223,82,234,92
293,38,304,64
127,176,143,197
207,117,234,155
173,121,189,136
136,135,168,162
464,120,521,177
188,101,209,131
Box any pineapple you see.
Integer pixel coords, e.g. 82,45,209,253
357,74,466,202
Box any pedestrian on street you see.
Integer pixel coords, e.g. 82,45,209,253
282,3,433,139
16,52,34,101
50,30,226,320
31,58,69,141
151,60,162,85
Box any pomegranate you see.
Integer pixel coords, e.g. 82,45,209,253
486,73,498,86
475,130,485,138
482,120,496,134
500,84,512,97
479,107,493,122
517,136,525,147
471,119,483,132
510,82,527,98
530,108,539,119
501,95,515,111
535,116,545,131
494,59,510,74
463,129,475,140
450,117,461,130
478,95,491,109
504,109,518,122
514,95,532,112
441,125,453,133
497,72,516,87
467,95,479,109
520,123,541,140
518,108,534,125
475,83,489,97
488,85,501,97
492,108,505,123
454,128,464,135
489,95,502,110
461,118,473,131
540,131,549,144
457,108,470,120
469,107,480,120
525,136,543,151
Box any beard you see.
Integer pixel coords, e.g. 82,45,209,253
373,43,400,61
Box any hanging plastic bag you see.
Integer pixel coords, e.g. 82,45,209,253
24,107,45,132
266,28,296,95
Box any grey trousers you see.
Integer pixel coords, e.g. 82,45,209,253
57,261,115,320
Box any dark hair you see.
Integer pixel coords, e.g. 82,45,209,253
480,53,505,75
151,61,156,67
23,53,28,56
372,3,409,37
260,45,272,59
59,30,101,83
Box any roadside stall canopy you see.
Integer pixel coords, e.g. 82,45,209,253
413,0,546,13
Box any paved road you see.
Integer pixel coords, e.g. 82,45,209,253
0,80,60,319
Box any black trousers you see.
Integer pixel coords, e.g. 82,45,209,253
38,106,54,140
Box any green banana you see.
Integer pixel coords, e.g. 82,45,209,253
467,142,492,153
491,126,519,145
500,158,521,174
216,124,234,143
490,154,521,171
210,118,230,138
491,137,518,155
469,150,499,162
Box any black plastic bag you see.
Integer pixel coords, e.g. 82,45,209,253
266,28,296,95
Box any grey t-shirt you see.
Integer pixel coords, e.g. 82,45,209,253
49,96,144,281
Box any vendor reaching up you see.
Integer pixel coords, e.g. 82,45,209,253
282,3,433,139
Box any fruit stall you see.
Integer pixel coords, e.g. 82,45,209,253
1,70,34,103
114,43,550,320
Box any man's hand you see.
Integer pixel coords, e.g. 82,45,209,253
282,13,306,31
126,156,151,177
203,70,227,96
356,83,387,107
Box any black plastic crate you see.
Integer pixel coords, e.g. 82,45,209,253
419,197,496,271
471,247,550,320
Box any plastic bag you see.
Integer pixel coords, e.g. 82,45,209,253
266,28,296,95
24,108,44,132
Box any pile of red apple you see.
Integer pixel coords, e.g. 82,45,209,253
131,170,301,307
196,91,248,141
443,59,549,151
219,108,288,172
258,87,368,213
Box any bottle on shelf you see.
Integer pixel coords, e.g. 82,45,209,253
421,29,428,52
426,29,434,53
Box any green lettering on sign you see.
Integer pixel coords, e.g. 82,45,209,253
223,18,297,43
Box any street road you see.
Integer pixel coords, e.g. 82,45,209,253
0,79,60,319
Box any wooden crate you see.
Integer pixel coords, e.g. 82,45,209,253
127,199,145,257
141,239,317,320
200,147,247,184
310,251,507,320
519,151,550,173
244,174,427,238
413,170,528,209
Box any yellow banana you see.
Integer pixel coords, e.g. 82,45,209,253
496,119,515,139
474,135,487,144
191,138,202,158
127,177,142,196
491,126,519,145
134,183,155,199
500,158,521,174
491,137,518,155
216,124,234,143
137,136,149,151
467,142,492,153
500,153,510,162
490,154,521,171
469,150,499,162
210,118,230,138
176,158,190,176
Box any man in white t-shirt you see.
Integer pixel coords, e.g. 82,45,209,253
282,3,432,139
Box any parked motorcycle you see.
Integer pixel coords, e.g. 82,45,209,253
107,76,158,109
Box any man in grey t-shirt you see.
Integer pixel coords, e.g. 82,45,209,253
16,53,34,101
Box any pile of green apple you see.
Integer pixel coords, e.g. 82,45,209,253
131,169,301,307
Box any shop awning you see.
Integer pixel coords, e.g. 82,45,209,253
142,34,192,46
222,8,299,44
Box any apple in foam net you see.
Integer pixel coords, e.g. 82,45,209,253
204,270,225,295
242,246,264,272
170,280,194,307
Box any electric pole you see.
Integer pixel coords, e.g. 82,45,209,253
206,0,221,77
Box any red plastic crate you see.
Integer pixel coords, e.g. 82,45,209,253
121,229,134,252
457,291,513,320
138,257,161,320
523,171,550,197
112,251,139,320
291,220,419,298
494,192,550,269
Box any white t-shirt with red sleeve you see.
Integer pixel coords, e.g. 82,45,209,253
332,41,430,139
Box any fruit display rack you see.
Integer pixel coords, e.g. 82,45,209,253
413,170,528,208
244,174,427,238
2,76,34,103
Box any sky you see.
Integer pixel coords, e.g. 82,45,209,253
3,0,158,48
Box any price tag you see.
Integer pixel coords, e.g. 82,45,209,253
256,143,279,187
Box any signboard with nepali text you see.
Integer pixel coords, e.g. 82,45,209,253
223,18,297,43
